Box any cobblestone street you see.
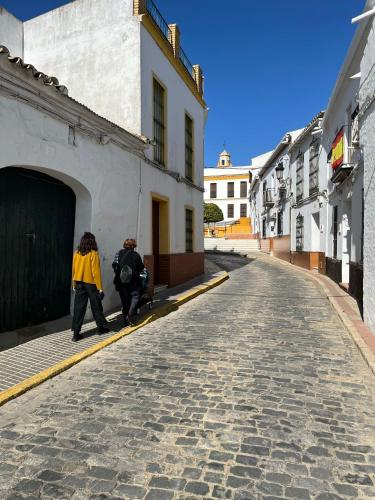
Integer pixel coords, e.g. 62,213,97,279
0,254,374,500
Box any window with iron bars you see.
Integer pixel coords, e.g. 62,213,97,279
227,204,234,218
227,182,234,198
277,210,283,236
296,213,304,251
240,204,247,217
296,153,304,202
185,208,193,253
185,114,194,181
309,139,320,196
240,181,247,198
153,79,166,166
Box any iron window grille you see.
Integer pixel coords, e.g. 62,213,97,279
227,182,234,198
277,210,283,236
210,183,217,198
262,218,267,238
309,139,320,196
227,204,234,218
185,114,194,181
296,153,304,202
240,204,247,217
296,213,304,251
333,206,338,259
185,208,193,253
240,181,247,198
153,79,166,166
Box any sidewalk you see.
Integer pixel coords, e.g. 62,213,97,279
267,254,375,374
0,265,225,394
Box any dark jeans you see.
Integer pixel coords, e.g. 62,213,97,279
118,286,140,319
72,282,107,334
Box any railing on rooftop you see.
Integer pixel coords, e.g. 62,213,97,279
179,46,195,80
146,0,172,42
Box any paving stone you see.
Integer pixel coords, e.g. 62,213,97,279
113,484,147,498
144,489,174,500
184,481,210,496
0,254,374,500
149,476,186,490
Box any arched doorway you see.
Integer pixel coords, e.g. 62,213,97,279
0,167,76,332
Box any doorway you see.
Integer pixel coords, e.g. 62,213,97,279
341,202,352,284
311,212,320,251
152,196,169,285
0,168,76,332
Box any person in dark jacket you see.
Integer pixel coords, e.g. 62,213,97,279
112,238,144,325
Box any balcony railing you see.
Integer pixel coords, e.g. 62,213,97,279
179,46,194,79
146,0,172,42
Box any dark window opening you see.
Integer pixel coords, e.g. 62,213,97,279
309,139,319,196
296,153,304,202
227,204,234,218
185,208,193,253
153,79,165,165
240,203,247,217
227,182,234,198
240,181,247,198
296,213,304,251
210,183,217,199
185,114,193,181
277,210,283,236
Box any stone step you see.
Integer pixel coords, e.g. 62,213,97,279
204,238,259,253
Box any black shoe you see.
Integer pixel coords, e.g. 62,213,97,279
125,315,135,326
98,326,110,334
72,333,83,342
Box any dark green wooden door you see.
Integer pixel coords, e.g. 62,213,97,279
0,168,76,332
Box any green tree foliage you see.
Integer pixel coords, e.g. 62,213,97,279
204,203,224,224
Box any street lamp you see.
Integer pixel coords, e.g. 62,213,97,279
275,163,284,181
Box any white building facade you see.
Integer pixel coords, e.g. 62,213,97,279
0,0,207,333
289,112,327,272
320,14,369,310
249,130,302,258
359,0,375,331
204,150,253,230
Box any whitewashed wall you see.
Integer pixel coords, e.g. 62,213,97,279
0,61,203,313
0,8,23,56
289,131,327,253
24,0,142,134
204,172,250,221
140,25,205,187
360,15,375,332
322,40,363,267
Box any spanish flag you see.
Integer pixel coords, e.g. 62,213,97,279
332,128,344,170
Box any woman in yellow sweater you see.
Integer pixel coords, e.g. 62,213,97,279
72,232,109,341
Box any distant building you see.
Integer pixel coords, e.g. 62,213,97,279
204,150,257,237
249,129,303,259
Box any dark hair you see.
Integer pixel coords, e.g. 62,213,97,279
123,238,137,250
77,232,98,255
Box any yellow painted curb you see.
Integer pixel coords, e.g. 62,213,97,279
0,271,229,407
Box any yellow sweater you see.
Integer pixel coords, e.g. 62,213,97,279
72,250,103,291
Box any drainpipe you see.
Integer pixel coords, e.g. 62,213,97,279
136,158,142,245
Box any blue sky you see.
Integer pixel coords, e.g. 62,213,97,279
2,0,363,166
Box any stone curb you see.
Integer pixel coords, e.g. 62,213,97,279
267,255,375,375
0,271,229,407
